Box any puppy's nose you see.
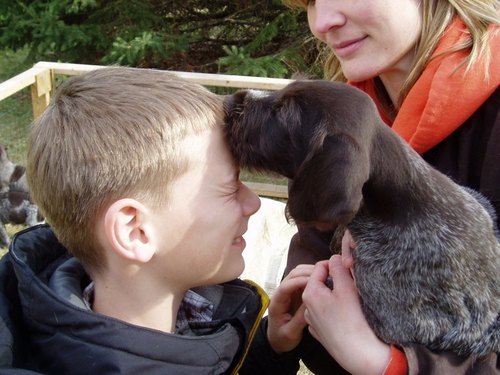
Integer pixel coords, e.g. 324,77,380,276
223,90,248,118
223,95,235,115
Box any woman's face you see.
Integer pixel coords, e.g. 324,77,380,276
307,0,422,83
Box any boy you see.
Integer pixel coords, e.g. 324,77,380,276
0,67,309,374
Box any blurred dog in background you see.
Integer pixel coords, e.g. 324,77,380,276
0,144,43,247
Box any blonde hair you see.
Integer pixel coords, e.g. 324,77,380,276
27,67,224,273
284,0,499,111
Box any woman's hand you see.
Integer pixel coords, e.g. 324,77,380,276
302,230,391,375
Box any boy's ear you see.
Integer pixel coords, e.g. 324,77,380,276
103,199,155,263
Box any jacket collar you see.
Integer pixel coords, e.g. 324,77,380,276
8,224,269,375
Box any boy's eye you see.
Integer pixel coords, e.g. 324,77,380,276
232,181,241,194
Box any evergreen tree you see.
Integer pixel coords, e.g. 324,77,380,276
0,0,322,78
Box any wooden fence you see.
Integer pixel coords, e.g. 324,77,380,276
0,61,291,198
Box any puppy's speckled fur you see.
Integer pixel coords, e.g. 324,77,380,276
224,80,500,357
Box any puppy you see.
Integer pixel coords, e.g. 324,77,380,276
0,144,15,193
0,190,43,247
0,144,29,194
224,80,500,357
0,144,42,247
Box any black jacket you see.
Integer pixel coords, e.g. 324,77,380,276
0,225,268,375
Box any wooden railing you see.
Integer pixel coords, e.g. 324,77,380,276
0,61,291,198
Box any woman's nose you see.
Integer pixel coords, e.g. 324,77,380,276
308,0,347,36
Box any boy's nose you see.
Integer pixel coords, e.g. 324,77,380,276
240,183,261,217
308,0,347,35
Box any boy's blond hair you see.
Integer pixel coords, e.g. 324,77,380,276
27,67,224,274
284,0,499,115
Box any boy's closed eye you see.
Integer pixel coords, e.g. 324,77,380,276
219,171,241,198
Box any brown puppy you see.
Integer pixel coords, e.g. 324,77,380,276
224,80,500,357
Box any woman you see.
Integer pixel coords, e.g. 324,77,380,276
282,0,499,374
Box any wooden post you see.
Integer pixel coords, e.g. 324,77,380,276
31,69,54,119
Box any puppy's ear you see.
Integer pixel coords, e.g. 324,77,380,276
288,133,370,226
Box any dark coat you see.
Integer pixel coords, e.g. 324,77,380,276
283,88,500,374
0,225,268,375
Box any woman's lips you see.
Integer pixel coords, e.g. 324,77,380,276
332,36,367,58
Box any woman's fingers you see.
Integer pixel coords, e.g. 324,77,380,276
341,229,356,269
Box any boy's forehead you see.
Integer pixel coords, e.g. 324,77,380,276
170,128,237,194
184,127,234,168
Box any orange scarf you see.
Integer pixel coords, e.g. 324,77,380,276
350,18,500,154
